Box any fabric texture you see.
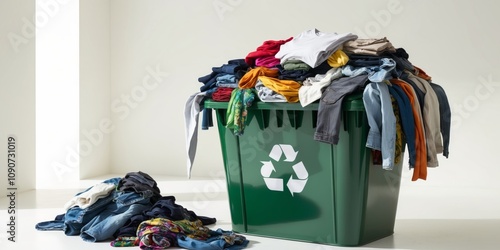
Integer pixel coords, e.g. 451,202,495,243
299,67,342,107
63,182,116,211
275,28,357,68
257,76,301,103
226,89,256,136
184,91,207,178
344,37,396,56
363,82,396,170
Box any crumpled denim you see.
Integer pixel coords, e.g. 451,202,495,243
363,82,396,170
342,58,396,83
177,228,249,250
80,194,151,242
35,177,154,242
35,177,122,233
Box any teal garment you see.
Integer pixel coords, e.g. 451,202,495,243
226,89,255,136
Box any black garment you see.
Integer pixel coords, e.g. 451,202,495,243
383,48,414,78
118,171,162,204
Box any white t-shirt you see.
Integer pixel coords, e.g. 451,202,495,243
275,28,357,68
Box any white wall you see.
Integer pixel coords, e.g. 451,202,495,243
0,0,36,196
79,0,111,180
35,0,80,188
12,0,498,215
106,0,500,192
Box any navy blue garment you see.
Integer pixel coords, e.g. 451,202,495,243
388,83,416,168
113,196,217,238
199,59,249,130
430,82,451,158
202,107,214,130
143,196,216,224
199,59,249,92
346,53,389,67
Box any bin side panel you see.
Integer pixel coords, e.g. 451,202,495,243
332,110,370,246
206,98,402,247
214,108,247,232
362,147,403,244
239,109,337,244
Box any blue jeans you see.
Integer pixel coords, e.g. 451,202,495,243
80,199,150,242
388,84,416,167
342,58,396,83
363,82,396,170
177,228,249,250
35,177,153,242
35,177,122,233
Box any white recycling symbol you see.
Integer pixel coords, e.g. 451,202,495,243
260,144,308,196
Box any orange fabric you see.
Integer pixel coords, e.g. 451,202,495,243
391,79,427,181
413,65,432,81
238,67,279,89
257,76,301,103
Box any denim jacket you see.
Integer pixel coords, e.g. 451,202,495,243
36,177,153,242
363,82,396,170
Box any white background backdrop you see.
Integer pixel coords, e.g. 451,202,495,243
1,0,499,221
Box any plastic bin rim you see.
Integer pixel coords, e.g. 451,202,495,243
203,92,364,111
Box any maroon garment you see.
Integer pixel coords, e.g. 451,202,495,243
245,37,293,67
212,87,234,102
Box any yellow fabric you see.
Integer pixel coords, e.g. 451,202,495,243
327,49,349,68
238,67,279,89
257,76,301,103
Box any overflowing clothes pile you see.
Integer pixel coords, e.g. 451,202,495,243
35,171,249,249
186,28,451,181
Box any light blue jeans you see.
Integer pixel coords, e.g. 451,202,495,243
80,201,150,242
342,58,396,83
35,177,122,234
363,82,396,170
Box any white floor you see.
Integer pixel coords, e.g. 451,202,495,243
1,175,500,250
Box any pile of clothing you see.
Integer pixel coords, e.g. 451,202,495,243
186,28,450,181
35,171,249,249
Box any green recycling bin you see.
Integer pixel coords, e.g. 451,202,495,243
204,93,403,246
